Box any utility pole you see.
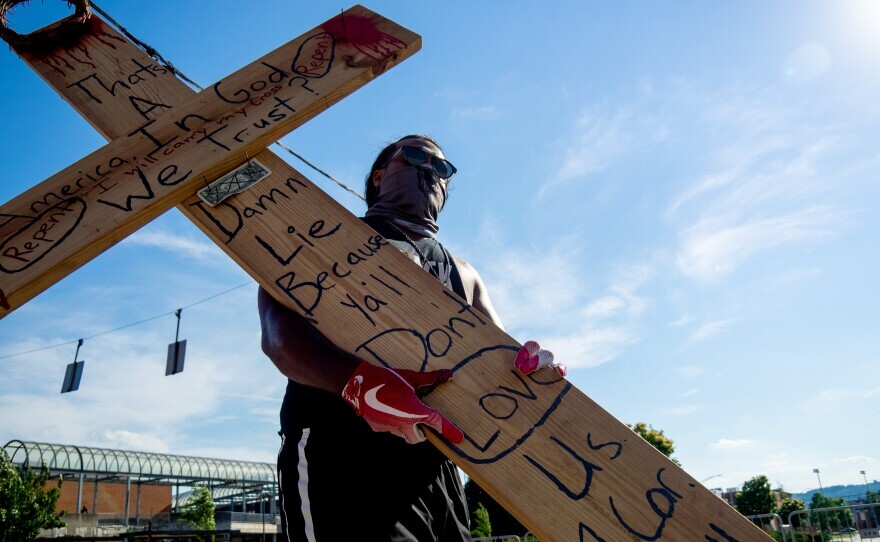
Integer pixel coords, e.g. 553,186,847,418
861,470,879,530
813,468,824,493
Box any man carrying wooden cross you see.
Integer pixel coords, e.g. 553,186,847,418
259,134,566,541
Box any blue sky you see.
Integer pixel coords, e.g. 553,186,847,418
1,0,878,495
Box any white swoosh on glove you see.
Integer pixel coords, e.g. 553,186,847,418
364,385,429,420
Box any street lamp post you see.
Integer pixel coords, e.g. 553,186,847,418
862,470,879,529
701,474,723,485
813,468,824,493
260,491,266,542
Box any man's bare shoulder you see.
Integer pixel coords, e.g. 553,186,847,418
450,254,503,328
451,254,480,283
451,253,474,270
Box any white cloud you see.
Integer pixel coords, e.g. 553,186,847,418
124,229,224,261
537,80,853,288
662,404,702,416
462,220,651,369
101,430,170,453
669,315,693,328
178,445,275,464
227,392,279,403
665,84,849,283
676,208,836,282
680,388,700,398
809,387,880,410
528,80,855,292
712,438,753,449
452,105,500,120
0,286,284,461
760,455,814,475
555,107,633,182
539,102,667,198
834,455,875,464
545,263,650,368
678,365,705,378
0,337,229,447
583,296,626,319
689,319,738,342
476,245,587,332
666,134,791,216
543,327,637,369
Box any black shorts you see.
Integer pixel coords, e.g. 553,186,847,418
277,426,470,541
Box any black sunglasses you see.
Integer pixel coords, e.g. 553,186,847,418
384,146,457,179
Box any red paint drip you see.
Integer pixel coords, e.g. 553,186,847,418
64,43,96,70
324,13,383,45
36,18,125,76
323,12,406,62
92,24,125,49
43,52,74,77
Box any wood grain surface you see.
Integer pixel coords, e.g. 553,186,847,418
0,5,419,316
1,5,770,541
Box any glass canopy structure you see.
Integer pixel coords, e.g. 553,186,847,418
2,439,277,513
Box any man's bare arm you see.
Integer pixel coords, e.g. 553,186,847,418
259,286,465,443
258,287,359,393
453,257,504,330
472,272,503,329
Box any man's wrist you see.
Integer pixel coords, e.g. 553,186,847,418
333,357,364,395
341,360,365,413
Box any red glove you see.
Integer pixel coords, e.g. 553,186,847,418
515,340,567,377
342,360,464,445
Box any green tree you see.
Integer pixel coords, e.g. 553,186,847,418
470,502,491,538
808,492,853,533
464,478,526,536
769,531,824,542
0,449,65,542
628,422,681,466
778,497,806,527
179,485,215,539
864,491,880,531
735,475,776,517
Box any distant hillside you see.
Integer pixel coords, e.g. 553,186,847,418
792,481,880,503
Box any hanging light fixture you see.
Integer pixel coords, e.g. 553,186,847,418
61,339,85,393
165,308,186,375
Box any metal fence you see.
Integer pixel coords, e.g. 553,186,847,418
747,502,880,542
745,513,785,537
215,511,281,525
473,534,539,541
40,510,280,538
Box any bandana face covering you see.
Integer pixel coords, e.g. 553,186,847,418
365,165,448,236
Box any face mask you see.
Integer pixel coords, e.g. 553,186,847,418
365,165,448,236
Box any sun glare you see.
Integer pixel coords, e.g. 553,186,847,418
845,0,880,51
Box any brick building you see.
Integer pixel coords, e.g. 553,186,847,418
46,478,171,518
3,439,278,538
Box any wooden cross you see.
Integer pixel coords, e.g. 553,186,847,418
0,4,770,540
